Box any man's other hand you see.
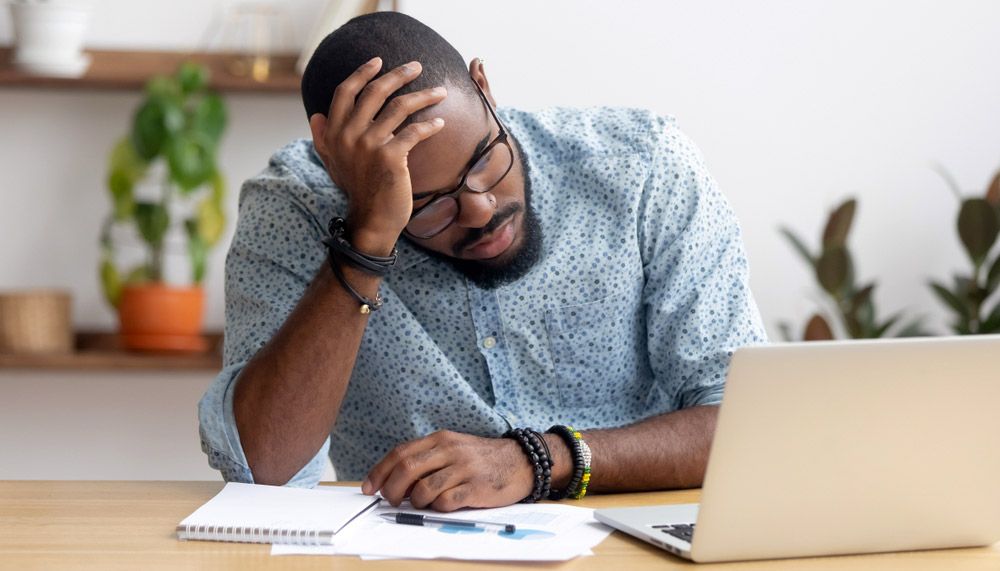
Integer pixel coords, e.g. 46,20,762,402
362,430,534,512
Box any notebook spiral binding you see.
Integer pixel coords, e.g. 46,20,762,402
176,523,335,545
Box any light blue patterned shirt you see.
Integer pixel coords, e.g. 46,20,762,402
198,107,767,486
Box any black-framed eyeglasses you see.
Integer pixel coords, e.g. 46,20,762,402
405,80,514,239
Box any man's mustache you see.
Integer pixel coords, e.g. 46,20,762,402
452,202,523,256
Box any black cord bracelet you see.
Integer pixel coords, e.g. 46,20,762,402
324,217,398,276
503,428,553,503
328,251,383,314
546,425,584,500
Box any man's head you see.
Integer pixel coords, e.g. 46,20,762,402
301,12,542,289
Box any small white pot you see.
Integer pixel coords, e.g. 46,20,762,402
9,0,92,77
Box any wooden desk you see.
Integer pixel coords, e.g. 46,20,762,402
2,481,997,570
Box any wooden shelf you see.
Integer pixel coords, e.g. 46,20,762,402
0,331,222,371
0,48,300,94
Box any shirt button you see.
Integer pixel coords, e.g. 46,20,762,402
482,336,497,349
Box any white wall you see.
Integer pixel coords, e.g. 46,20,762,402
0,371,221,479
2,0,998,480
3,0,999,338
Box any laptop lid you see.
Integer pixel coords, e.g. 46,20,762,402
691,335,1000,563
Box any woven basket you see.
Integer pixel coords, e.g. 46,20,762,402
0,290,73,354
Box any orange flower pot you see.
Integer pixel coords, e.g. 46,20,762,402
118,284,207,352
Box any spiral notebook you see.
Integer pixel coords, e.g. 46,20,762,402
176,482,381,546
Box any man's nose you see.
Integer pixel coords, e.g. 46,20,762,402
454,191,495,229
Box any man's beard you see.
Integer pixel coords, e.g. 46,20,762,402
425,135,543,290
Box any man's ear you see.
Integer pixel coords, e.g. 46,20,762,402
308,113,327,155
469,57,497,108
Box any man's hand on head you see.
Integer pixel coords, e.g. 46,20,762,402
308,57,448,256
362,430,535,512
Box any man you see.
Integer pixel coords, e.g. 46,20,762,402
199,11,766,512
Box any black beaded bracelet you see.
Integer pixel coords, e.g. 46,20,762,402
503,428,553,503
546,425,584,500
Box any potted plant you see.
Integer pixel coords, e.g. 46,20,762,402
99,62,227,352
928,167,1000,334
778,198,928,341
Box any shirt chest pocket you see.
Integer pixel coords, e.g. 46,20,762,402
544,293,645,409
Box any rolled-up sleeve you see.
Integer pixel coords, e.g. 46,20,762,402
198,169,333,488
638,120,768,409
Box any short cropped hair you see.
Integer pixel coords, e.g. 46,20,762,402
301,12,476,119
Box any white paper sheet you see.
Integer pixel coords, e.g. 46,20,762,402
271,500,613,561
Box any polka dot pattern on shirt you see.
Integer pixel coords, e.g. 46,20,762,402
198,106,768,485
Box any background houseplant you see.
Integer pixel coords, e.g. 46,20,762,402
779,198,928,341
99,62,227,351
928,167,1000,334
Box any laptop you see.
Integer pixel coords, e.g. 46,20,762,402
594,335,1000,563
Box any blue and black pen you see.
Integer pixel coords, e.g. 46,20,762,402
379,512,517,533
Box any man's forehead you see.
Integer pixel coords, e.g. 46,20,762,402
406,87,489,193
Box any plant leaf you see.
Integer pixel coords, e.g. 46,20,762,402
185,219,207,284
986,169,1000,208
196,196,225,246
979,300,1000,332
849,283,875,315
816,246,851,295
929,280,970,319
803,314,835,341
134,202,170,246
177,61,209,94
99,257,122,309
895,319,930,338
191,93,227,144
931,163,965,202
124,265,151,285
844,313,863,338
822,198,856,250
986,255,1000,293
106,137,147,220
167,133,215,192
107,169,135,221
777,321,794,342
131,96,184,160
145,75,181,100
957,198,1000,266
873,312,901,338
779,227,815,268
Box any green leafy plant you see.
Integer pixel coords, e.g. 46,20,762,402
99,62,228,308
928,166,1000,334
779,198,927,341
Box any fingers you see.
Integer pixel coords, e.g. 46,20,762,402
379,447,452,506
346,61,424,134
384,118,446,155
430,483,475,513
408,465,466,509
327,56,382,129
363,436,438,496
367,86,447,143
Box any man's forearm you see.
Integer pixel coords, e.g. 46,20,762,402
233,262,381,486
579,405,719,493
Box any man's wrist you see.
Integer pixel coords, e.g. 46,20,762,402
345,223,401,258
